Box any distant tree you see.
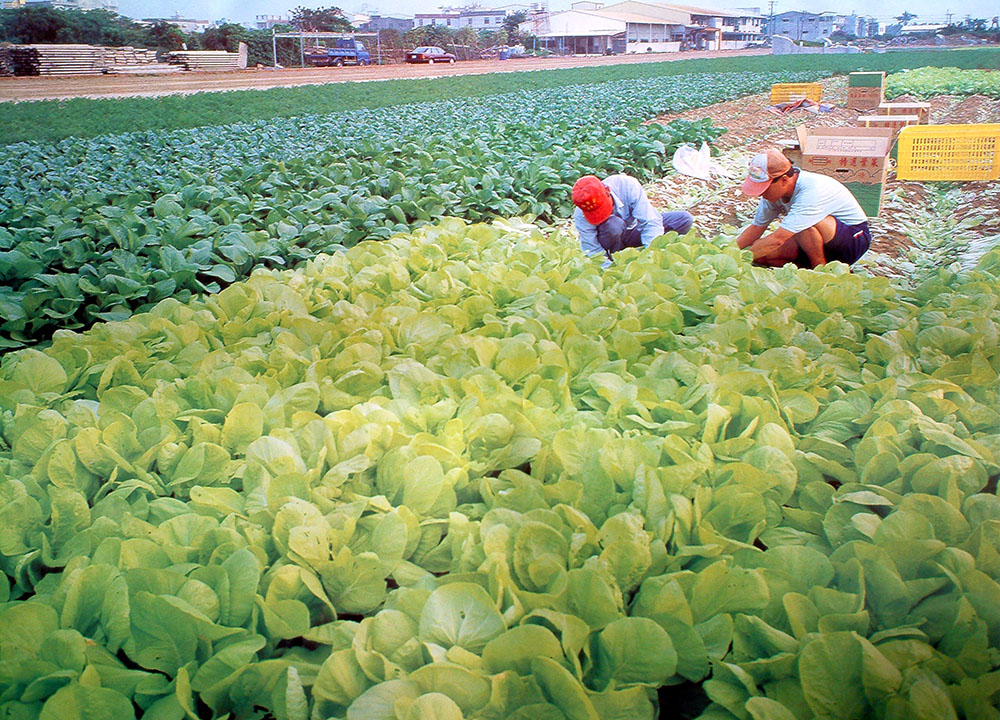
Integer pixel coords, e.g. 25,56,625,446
88,10,151,45
1,5,65,43
503,10,527,39
201,23,305,66
201,22,247,52
894,11,917,24
829,30,857,42
404,24,454,48
0,6,152,45
146,21,189,50
453,25,479,49
377,28,402,48
479,28,509,47
289,6,352,32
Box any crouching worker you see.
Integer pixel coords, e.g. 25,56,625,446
572,174,694,265
736,149,872,269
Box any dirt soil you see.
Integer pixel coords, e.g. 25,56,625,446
644,76,1000,277
0,48,769,102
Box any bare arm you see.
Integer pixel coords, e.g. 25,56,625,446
748,227,796,263
736,224,766,249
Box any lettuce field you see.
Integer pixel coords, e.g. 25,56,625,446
3,70,830,348
2,51,1000,720
886,66,1000,100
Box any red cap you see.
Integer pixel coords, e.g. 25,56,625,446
572,175,614,225
741,149,793,197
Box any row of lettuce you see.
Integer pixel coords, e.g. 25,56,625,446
886,66,1000,100
2,69,837,349
1,221,999,719
2,55,998,350
3,48,999,143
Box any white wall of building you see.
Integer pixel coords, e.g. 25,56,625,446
627,40,680,51
527,2,763,53
460,12,507,28
528,9,626,37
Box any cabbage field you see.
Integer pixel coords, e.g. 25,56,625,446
2,52,1000,720
886,66,1000,100
6,69,844,348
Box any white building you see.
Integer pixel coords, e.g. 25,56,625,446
682,4,764,48
415,11,461,27
899,22,948,34
459,9,508,28
523,0,763,54
767,10,837,42
255,15,288,30
23,0,118,10
415,7,508,28
141,14,212,33
528,8,630,53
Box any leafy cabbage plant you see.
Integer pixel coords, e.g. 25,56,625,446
2,70,834,347
886,67,1000,100
1,218,999,719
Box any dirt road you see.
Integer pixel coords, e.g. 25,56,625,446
0,49,769,102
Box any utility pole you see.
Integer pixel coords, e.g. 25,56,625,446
945,10,953,25
767,0,776,37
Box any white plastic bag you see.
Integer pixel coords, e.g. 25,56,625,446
671,142,728,181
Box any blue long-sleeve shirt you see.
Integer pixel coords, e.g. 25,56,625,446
573,174,664,260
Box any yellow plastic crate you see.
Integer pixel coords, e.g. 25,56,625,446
896,124,1000,181
770,82,822,104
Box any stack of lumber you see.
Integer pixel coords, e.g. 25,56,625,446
165,50,241,72
3,43,245,75
9,44,107,75
105,64,184,76
104,46,158,67
4,44,160,76
0,46,13,77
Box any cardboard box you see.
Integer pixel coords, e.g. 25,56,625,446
847,72,885,111
858,114,921,143
877,102,931,124
776,138,802,166
795,125,894,218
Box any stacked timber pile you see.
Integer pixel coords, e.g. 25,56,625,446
103,46,172,74
0,45,14,77
105,63,184,76
165,50,241,72
104,46,158,67
4,43,246,75
9,44,107,75
4,44,160,76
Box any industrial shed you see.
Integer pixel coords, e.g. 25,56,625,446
523,0,762,55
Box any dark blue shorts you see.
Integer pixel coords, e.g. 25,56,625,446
793,219,871,268
827,219,872,265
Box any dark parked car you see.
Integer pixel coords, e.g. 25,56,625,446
405,46,456,64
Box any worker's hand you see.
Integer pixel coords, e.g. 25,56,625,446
749,227,794,261
736,224,766,249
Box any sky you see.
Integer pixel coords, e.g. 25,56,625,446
117,0,997,27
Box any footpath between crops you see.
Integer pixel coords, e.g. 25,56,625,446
639,75,1000,282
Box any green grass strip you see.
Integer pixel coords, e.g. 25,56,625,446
2,48,999,144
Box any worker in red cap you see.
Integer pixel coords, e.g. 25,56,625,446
736,149,871,268
572,174,694,264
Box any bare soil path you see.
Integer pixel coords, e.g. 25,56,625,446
0,48,769,102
